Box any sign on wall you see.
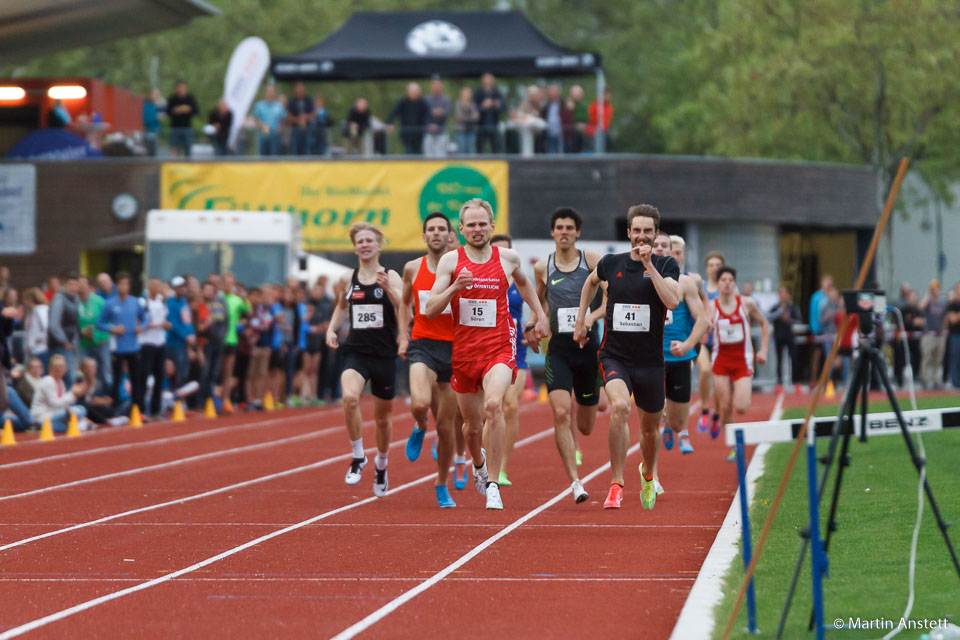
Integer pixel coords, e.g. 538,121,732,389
0,164,36,254
160,161,509,251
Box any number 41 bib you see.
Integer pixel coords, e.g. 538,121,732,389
612,303,650,332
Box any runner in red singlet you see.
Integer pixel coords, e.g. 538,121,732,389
426,198,548,510
710,266,769,444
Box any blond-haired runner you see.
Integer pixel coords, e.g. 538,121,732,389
327,223,403,498
426,199,548,510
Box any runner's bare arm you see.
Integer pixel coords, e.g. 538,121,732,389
744,297,770,365
397,261,417,340
672,275,709,357
325,271,351,349
574,269,602,347
508,252,548,341
425,251,467,318
533,258,549,317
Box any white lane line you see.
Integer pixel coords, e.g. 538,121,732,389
0,411,406,504
0,577,695,583
668,391,783,640
0,522,717,529
331,442,642,640
0,408,337,470
0,426,555,639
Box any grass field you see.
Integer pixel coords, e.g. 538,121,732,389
781,394,960,420
714,396,960,639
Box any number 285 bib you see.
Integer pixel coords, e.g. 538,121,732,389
352,304,384,329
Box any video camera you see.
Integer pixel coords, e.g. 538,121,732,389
841,289,886,337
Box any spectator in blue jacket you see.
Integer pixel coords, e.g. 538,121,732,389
97,272,146,410
165,276,196,388
807,273,834,388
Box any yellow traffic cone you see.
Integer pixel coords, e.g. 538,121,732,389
222,397,234,414
537,385,548,404
66,411,82,438
172,400,186,422
263,391,275,411
1,419,16,446
204,397,217,418
825,380,836,399
129,404,143,428
39,416,55,442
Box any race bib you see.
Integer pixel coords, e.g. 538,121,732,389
557,307,579,333
459,298,496,327
665,309,674,326
612,304,650,332
352,304,384,329
718,318,745,344
418,290,451,315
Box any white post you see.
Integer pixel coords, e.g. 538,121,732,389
595,68,606,154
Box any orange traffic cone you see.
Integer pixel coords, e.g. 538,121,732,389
263,391,275,411
825,380,836,400
172,400,185,422
66,411,82,438
39,416,55,442
537,385,548,404
1,419,16,446
130,404,143,428
204,397,217,418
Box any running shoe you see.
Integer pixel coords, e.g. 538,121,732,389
640,473,657,510
435,485,456,508
710,416,721,440
472,449,489,495
697,411,710,433
603,483,624,509
726,448,737,462
406,427,426,461
575,449,583,466
453,460,468,490
572,480,589,504
498,470,512,486
485,483,503,510
679,436,695,454
345,456,367,485
431,439,438,461
662,427,675,450
655,479,665,496
374,466,388,497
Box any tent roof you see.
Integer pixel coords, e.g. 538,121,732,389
272,10,602,81
0,0,220,63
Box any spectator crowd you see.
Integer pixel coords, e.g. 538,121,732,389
140,73,613,157
0,268,345,434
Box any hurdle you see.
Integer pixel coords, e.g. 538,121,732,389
726,406,960,635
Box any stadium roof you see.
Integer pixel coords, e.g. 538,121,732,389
271,10,602,81
0,0,220,63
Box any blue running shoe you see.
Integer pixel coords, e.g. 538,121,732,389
662,427,675,450
435,485,456,508
453,460,468,490
432,439,438,461
406,427,426,461
679,436,694,454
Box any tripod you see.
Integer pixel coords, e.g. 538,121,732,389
775,335,960,639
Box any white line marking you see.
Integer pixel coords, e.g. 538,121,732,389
0,577,694,583
0,408,338,470
669,391,783,640
0,522,717,529
0,426,554,639
330,442,642,640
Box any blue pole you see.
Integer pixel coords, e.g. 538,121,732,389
735,430,757,634
806,440,828,640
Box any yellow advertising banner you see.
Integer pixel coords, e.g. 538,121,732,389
160,161,509,251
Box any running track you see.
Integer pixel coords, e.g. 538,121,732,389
0,393,777,638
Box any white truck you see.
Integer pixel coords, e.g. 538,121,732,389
144,209,348,286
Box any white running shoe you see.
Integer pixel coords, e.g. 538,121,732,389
485,483,503,510
572,480,589,504
373,466,388,497
345,456,367,485
655,479,665,496
473,448,488,495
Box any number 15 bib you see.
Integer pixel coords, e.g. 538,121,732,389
459,298,496,327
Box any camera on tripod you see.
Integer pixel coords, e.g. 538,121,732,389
841,289,886,337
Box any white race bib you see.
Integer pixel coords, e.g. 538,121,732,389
418,290,451,315
352,304,384,329
612,303,650,332
557,307,579,333
718,318,744,344
665,309,674,326
459,298,496,327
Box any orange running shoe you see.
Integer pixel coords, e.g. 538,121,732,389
603,483,624,509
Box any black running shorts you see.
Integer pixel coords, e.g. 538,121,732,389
343,352,397,400
406,338,453,384
545,337,600,406
664,359,693,404
599,356,665,414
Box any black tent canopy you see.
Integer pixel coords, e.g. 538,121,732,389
271,10,603,81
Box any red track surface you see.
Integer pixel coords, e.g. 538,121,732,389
0,393,777,639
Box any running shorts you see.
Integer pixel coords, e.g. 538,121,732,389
664,360,692,404
343,352,397,400
599,356,665,414
451,345,516,394
545,337,600,406
407,338,453,384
